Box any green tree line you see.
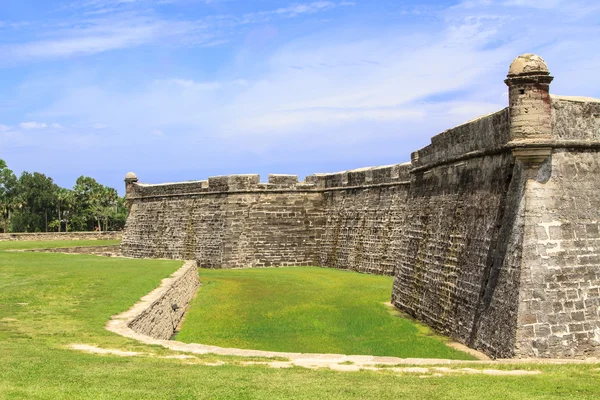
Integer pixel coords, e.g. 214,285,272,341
0,159,128,233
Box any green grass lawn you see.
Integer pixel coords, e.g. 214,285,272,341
176,267,471,360
1,247,600,399
0,239,121,250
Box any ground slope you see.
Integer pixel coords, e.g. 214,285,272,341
176,267,472,359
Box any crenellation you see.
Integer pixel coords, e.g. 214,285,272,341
268,174,298,187
372,164,399,183
225,174,260,191
323,171,348,188
347,167,373,186
304,173,327,188
121,53,600,360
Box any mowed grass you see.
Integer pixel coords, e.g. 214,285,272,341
0,239,120,250
176,267,469,359
2,246,600,399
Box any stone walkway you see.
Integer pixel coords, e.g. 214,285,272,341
68,343,543,376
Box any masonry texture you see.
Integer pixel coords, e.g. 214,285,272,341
127,260,200,340
122,54,600,359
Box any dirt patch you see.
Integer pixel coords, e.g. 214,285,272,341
69,344,143,357
67,344,542,375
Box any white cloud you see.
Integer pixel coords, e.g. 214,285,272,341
0,124,10,132
502,0,562,9
162,79,247,90
2,2,350,64
240,1,352,23
151,129,164,136
274,2,337,16
19,121,48,129
4,17,184,61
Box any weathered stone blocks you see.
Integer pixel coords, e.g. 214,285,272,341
127,261,200,340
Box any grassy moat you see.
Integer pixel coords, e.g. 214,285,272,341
1,240,600,399
176,267,472,360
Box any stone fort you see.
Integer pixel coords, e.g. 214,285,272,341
121,54,600,359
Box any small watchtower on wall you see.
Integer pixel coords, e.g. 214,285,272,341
505,54,554,165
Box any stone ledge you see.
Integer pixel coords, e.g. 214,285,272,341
0,231,122,242
108,260,200,340
16,245,121,256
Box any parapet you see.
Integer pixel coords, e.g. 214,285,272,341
305,162,411,189
410,108,511,171
126,163,413,199
551,95,600,141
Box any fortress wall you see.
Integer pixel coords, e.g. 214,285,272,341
316,164,411,276
390,110,526,357
121,175,325,268
513,98,600,358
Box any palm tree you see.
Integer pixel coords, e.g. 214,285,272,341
56,187,73,232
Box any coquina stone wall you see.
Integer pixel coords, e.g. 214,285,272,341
316,164,411,276
513,96,600,358
121,175,325,268
391,109,522,358
121,54,600,359
127,260,200,340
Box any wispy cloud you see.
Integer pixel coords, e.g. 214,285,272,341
2,14,219,62
163,79,248,90
239,1,353,24
2,2,351,64
16,122,63,130
267,2,338,17
19,122,48,129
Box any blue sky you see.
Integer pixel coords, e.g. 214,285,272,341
1,0,599,193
